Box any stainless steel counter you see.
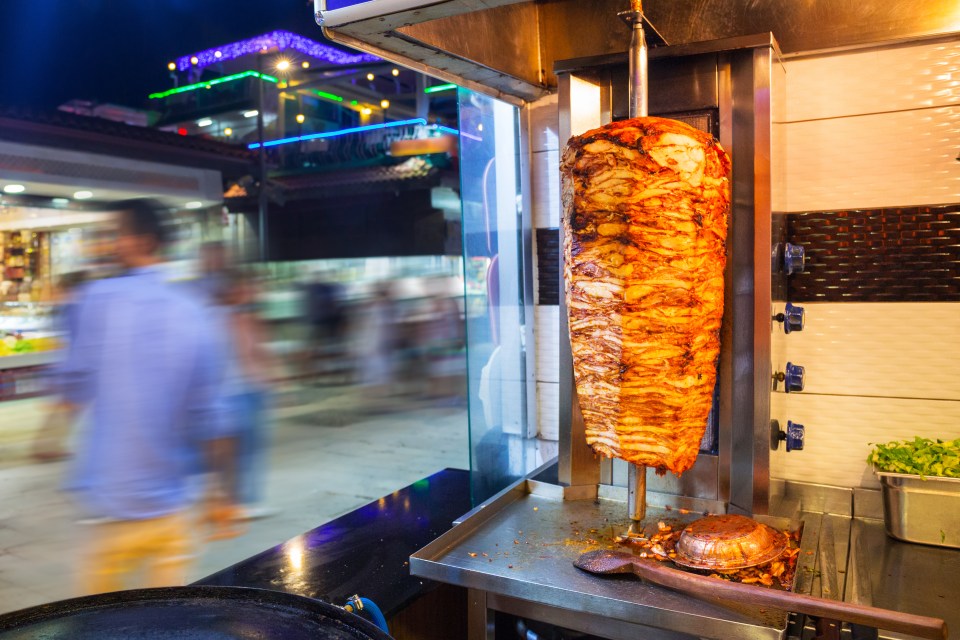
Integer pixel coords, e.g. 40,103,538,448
412,469,958,639
412,474,821,640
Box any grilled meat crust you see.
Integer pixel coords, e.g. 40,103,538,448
561,116,731,475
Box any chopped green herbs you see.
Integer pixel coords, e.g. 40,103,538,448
867,437,960,478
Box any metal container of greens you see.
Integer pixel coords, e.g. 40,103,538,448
876,472,960,549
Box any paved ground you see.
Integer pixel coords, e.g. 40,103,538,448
0,385,469,614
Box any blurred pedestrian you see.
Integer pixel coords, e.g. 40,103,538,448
218,268,278,520
32,271,88,463
303,277,348,384
422,294,465,404
353,283,397,403
56,199,238,595
196,241,228,302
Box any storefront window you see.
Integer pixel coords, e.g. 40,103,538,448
458,90,537,503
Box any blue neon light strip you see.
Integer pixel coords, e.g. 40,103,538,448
248,118,429,149
435,125,459,136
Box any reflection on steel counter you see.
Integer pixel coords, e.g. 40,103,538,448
847,517,960,640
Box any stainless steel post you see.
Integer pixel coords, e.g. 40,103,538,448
626,0,648,120
621,0,648,522
628,463,647,521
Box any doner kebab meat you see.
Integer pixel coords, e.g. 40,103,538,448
561,117,731,475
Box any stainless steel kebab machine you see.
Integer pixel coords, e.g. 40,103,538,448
555,7,796,523
314,2,955,639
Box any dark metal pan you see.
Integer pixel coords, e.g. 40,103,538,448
0,585,393,640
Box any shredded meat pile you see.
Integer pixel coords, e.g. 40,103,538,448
562,117,731,475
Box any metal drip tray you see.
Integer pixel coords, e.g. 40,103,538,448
411,479,820,640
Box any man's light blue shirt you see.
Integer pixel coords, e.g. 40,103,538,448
57,267,231,520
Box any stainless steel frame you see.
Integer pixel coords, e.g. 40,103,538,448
556,34,784,515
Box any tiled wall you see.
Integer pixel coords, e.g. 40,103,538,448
526,94,562,440
770,302,960,487
772,38,960,487
526,38,960,489
781,39,960,212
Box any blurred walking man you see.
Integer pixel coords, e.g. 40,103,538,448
57,199,237,594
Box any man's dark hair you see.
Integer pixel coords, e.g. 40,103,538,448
114,198,169,248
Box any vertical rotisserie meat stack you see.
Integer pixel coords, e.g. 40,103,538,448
561,116,731,475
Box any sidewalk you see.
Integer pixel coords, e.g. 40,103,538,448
0,386,469,614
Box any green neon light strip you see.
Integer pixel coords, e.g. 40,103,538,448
148,70,279,99
311,89,344,102
424,83,457,94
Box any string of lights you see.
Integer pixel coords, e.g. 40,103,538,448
176,30,378,71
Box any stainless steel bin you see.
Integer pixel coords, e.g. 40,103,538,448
876,472,960,549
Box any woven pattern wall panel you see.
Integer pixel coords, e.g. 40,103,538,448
787,204,960,302
536,228,560,305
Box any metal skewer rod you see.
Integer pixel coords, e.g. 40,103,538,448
627,0,648,119
628,463,647,521
622,0,649,522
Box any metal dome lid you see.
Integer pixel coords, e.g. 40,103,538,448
673,514,787,571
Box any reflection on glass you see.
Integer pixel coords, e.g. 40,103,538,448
458,89,540,504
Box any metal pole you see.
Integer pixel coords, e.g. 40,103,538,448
628,463,647,521
257,53,268,261
415,74,429,120
621,0,648,523
627,5,648,120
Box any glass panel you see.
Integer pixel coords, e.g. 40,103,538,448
457,89,536,504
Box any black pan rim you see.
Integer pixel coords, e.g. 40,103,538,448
0,585,392,640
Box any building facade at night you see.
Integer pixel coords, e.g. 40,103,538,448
147,30,463,261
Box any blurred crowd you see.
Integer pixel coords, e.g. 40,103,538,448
24,199,466,597
298,274,466,407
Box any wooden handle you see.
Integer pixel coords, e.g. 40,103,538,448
631,560,947,640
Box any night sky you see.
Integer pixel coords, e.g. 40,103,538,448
0,0,332,111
